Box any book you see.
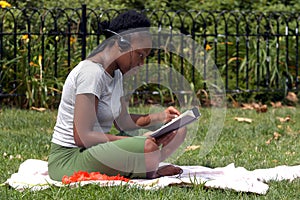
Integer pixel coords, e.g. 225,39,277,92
151,107,201,138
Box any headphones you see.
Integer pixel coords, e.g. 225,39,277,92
105,29,131,51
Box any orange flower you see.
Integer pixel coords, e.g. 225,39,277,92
62,171,130,184
205,44,212,51
21,34,28,40
21,34,29,42
70,36,76,45
0,1,11,8
29,61,38,67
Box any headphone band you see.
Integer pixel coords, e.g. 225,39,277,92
105,29,131,51
105,29,122,38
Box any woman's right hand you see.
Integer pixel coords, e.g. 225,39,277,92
143,131,153,137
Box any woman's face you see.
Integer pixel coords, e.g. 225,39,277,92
116,33,152,75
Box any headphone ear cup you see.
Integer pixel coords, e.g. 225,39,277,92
118,37,131,51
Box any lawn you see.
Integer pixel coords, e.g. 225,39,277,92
0,106,299,199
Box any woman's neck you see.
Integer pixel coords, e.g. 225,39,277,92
87,51,118,77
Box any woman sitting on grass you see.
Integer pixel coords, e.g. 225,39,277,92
48,10,186,181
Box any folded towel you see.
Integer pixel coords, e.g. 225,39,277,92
4,159,300,195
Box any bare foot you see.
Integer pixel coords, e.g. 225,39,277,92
147,165,183,179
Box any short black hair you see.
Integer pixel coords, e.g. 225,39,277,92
87,10,151,58
104,10,151,37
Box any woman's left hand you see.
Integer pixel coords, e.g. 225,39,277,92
162,106,181,124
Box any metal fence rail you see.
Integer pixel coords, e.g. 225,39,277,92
0,5,299,105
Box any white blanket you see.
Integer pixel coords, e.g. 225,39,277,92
4,159,300,195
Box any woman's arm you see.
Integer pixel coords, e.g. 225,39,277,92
129,106,181,127
114,97,181,131
73,93,127,148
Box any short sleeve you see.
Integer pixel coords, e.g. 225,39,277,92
75,62,104,99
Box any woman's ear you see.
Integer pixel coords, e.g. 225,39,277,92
117,36,131,52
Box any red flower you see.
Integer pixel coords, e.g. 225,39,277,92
62,171,130,184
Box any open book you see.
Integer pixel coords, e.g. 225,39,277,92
151,107,201,138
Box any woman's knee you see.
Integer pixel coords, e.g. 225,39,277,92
144,138,159,153
175,127,187,141
144,138,160,173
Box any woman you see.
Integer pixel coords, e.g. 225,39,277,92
48,10,186,181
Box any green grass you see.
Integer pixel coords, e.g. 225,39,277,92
0,106,299,199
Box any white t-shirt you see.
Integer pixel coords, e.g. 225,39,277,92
51,60,123,147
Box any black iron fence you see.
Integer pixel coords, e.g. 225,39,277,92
0,5,299,106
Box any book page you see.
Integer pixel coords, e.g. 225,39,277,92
151,107,200,138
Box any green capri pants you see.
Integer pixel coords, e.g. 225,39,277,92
48,136,147,181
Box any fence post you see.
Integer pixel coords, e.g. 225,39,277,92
81,4,87,60
0,19,3,104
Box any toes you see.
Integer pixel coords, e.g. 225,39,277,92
156,165,183,177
